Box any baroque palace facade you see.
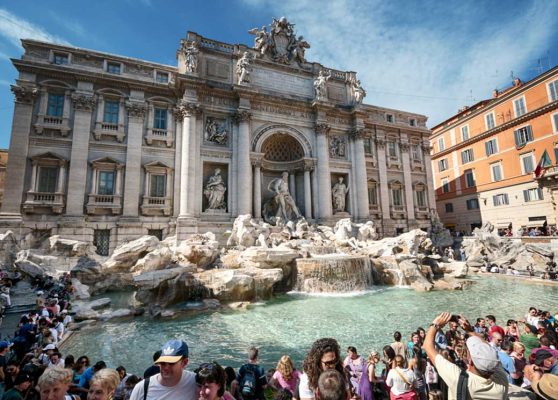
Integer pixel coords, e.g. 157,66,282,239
0,18,434,255
430,66,558,234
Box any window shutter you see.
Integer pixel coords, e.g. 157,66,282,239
461,152,465,164
470,149,474,162
514,130,520,147
492,195,497,206
504,193,509,204
485,141,490,156
554,147,558,165
523,189,529,202
527,125,533,141
538,188,543,200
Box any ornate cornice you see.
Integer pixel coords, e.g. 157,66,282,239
375,138,386,149
315,123,331,136
125,101,147,119
71,93,96,111
233,109,252,122
11,85,38,104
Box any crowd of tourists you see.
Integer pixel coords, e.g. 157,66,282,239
0,301,557,400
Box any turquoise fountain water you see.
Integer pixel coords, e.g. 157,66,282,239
61,276,558,374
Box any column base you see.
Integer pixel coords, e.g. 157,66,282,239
0,213,23,226
176,215,199,241
57,216,91,243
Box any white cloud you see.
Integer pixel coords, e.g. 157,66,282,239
242,0,558,127
0,8,70,49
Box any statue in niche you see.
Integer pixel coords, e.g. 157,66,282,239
203,168,227,210
289,35,310,64
205,117,228,145
314,69,331,101
248,26,271,55
329,136,346,158
332,177,349,213
349,76,366,105
184,41,199,73
262,171,302,225
236,52,253,85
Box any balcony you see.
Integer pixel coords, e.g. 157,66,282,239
23,192,64,214
411,157,423,171
86,194,122,215
390,205,406,219
34,114,71,136
145,128,173,147
93,122,125,142
141,196,172,216
414,206,430,219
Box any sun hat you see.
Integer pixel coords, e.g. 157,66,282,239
532,373,558,400
466,336,500,373
155,339,189,364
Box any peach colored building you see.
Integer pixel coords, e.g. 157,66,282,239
430,66,558,234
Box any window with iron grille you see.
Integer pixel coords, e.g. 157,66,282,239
94,229,110,256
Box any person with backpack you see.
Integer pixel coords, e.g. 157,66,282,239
237,347,267,400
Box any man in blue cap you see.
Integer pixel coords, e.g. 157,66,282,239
130,339,197,400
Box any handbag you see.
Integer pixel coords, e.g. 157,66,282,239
391,368,418,400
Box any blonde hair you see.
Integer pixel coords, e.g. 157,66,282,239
394,355,405,368
368,351,380,363
38,366,72,388
512,341,526,352
90,368,120,394
276,355,295,381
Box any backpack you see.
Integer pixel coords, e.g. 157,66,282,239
240,367,257,398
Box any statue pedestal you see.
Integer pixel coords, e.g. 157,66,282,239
203,209,227,215
332,212,351,219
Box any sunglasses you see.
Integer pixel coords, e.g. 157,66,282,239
321,359,337,367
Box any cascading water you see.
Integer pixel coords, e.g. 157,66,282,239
294,255,373,292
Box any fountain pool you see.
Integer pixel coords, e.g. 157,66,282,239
60,276,558,374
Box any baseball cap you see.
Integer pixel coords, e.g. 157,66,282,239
466,336,500,373
155,340,189,364
532,373,558,400
535,350,554,367
0,341,10,351
43,344,56,351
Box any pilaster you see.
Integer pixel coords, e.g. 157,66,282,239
234,109,252,216
315,123,333,221
400,140,416,226
375,135,391,221
350,128,370,220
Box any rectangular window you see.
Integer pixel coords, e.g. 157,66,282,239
514,97,527,117
523,188,544,202
416,190,426,207
549,79,558,102
445,203,454,213
461,125,469,141
464,169,475,188
150,174,166,197
47,94,64,117
514,125,533,147
154,108,167,130
368,186,377,205
409,118,416,127
466,198,479,210
491,163,502,182
492,193,509,206
485,138,498,156
442,179,450,194
107,62,121,74
103,100,119,124
386,114,394,123
388,142,398,158
412,144,421,161
521,153,535,174
156,71,169,83
98,171,115,195
53,53,69,65
438,137,445,151
438,159,448,172
485,113,496,130
363,138,372,155
392,188,403,206
461,148,474,164
37,167,57,193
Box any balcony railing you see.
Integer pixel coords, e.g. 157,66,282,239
86,193,122,214
23,191,64,214
145,128,173,147
34,114,71,136
141,196,172,216
93,121,125,142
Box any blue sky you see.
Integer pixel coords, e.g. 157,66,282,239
0,0,557,149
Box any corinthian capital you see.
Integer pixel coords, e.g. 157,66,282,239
125,101,147,119
233,109,252,122
71,93,96,111
11,85,38,104
375,138,386,149
315,123,330,136
349,128,367,141
176,101,201,119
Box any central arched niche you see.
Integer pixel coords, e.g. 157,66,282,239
260,133,308,220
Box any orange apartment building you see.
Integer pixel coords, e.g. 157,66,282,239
430,65,558,234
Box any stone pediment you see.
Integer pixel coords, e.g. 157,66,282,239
143,160,172,170
30,151,66,162
90,156,123,167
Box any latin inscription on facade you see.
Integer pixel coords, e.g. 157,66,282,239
252,67,313,98
252,103,313,120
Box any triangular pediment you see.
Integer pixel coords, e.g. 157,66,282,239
30,152,66,162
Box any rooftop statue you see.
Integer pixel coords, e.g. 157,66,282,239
248,17,310,65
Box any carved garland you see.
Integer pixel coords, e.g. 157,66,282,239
375,138,386,149
71,94,96,111
125,101,147,119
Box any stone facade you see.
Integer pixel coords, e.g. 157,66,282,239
0,149,7,209
0,19,434,254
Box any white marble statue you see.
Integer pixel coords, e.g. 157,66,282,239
314,69,331,101
236,52,253,85
184,41,199,73
351,78,366,105
290,35,310,63
205,118,228,145
263,171,302,225
203,168,226,210
248,26,271,55
332,177,349,213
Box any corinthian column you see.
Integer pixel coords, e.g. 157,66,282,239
376,137,391,221
303,163,313,219
253,160,262,219
235,110,252,215
400,141,416,222
315,123,332,220
350,128,370,220
178,102,200,216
